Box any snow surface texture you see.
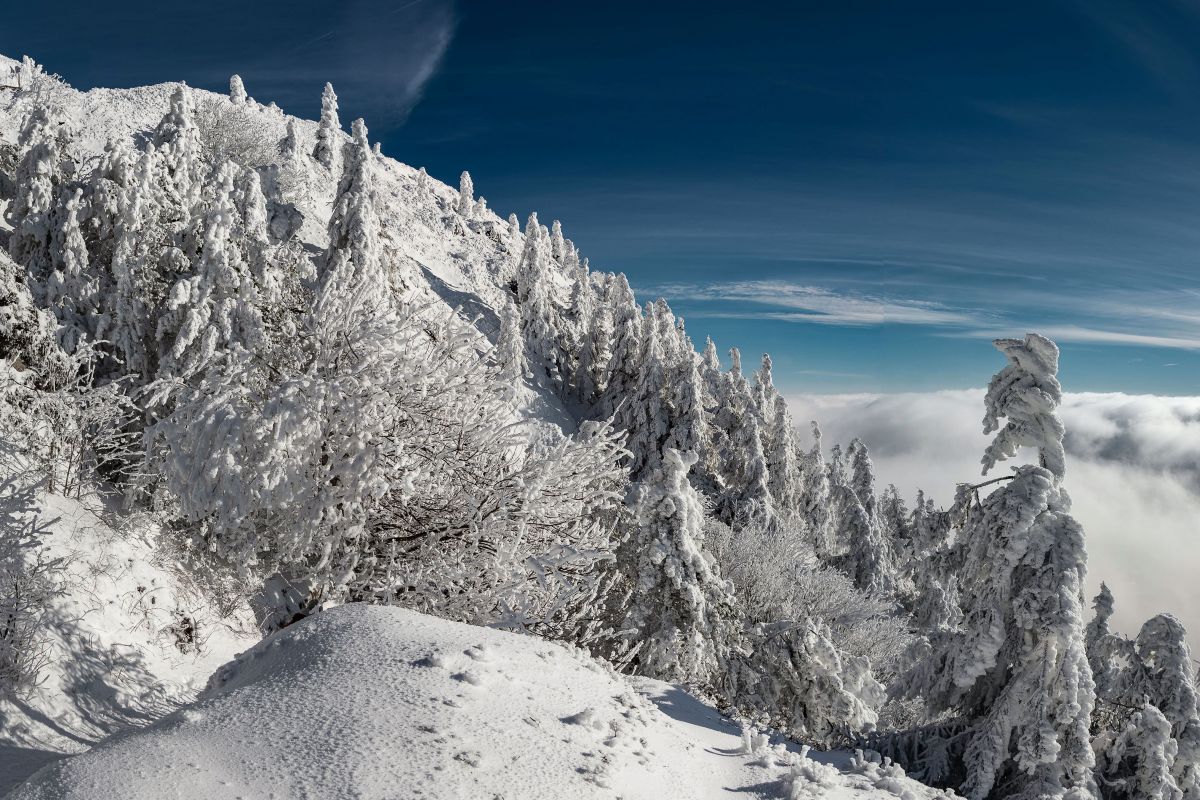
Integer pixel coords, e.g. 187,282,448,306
0,494,255,794
6,604,952,800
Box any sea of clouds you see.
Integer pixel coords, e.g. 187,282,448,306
786,390,1200,646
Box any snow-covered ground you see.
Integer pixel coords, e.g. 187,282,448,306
0,493,255,795
5,604,950,799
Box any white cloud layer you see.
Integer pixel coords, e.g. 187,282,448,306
786,390,1200,645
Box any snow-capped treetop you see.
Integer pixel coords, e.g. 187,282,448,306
229,74,247,104
458,170,474,216
312,82,340,171
981,332,1067,481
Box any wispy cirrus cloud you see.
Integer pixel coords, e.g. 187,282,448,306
969,325,1200,351
646,278,1200,352
646,280,981,327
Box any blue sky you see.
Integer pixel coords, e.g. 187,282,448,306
5,0,1200,393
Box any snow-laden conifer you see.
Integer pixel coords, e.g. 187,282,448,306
621,448,734,684
312,82,340,171
514,213,563,387
799,422,833,555
43,188,98,352
496,298,528,385
457,170,474,216
229,74,247,104
899,334,1098,800
155,161,264,384
152,84,203,215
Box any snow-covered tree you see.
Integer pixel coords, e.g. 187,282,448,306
279,119,301,163
753,352,779,424
713,348,772,525
155,161,264,384
495,298,528,385
43,188,99,352
102,145,163,380
726,616,885,747
663,324,712,484
799,422,833,555
621,448,735,685
765,402,802,513
600,273,643,429
1085,583,1124,700
981,333,1066,481
229,74,247,104
1101,703,1184,800
549,219,565,262
6,105,75,290
152,84,203,216
899,334,1099,800
312,82,341,171
514,214,562,387
1130,614,1200,798
457,170,474,216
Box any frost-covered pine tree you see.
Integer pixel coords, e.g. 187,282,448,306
312,82,341,171
43,188,98,352
833,438,895,594
765,402,802,514
1102,703,1184,800
514,213,563,387
566,258,599,404
899,334,1098,800
229,74,247,104
1129,614,1200,798
279,119,301,163
799,421,833,555
507,211,520,238
235,168,279,308
621,448,735,685
152,84,203,216
714,347,772,525
753,352,779,425
496,298,528,385
549,219,565,262
1085,583,1126,701
600,273,643,426
982,333,1066,480
102,144,162,380
155,161,264,384
6,105,75,290
663,322,712,485
457,170,474,216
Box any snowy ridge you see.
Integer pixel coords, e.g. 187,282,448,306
6,604,950,800
0,50,575,434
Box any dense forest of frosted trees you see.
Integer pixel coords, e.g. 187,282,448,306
1,60,1197,800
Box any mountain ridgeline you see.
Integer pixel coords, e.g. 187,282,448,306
0,54,1196,800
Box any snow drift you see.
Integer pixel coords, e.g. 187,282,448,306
5,604,951,800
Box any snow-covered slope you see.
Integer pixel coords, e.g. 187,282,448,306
5,605,949,800
0,51,577,434
0,492,256,794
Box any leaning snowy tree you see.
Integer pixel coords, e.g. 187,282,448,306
896,334,1099,800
